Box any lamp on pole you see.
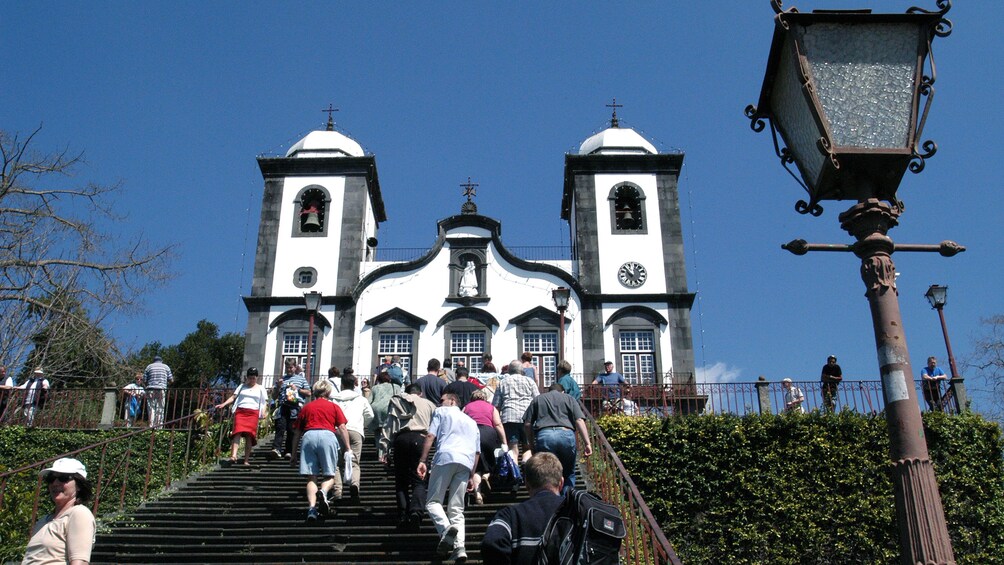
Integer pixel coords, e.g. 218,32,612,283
551,286,571,360
925,284,964,399
303,291,322,384
746,2,956,562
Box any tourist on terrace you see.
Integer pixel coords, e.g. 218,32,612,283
122,372,145,428
18,367,50,427
291,379,350,521
22,458,96,565
820,355,843,412
781,378,805,414
143,355,173,429
215,367,269,465
921,356,949,412
593,361,625,399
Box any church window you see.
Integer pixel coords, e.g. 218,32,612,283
378,332,414,380
294,186,329,237
450,331,486,372
281,331,318,372
617,330,656,384
522,331,558,387
609,183,647,233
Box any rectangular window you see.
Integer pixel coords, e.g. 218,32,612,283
281,332,318,376
378,332,414,380
450,332,485,374
619,330,656,384
523,331,558,386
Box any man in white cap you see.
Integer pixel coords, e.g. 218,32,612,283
144,355,173,429
781,378,805,413
17,367,49,426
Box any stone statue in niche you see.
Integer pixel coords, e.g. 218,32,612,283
458,261,478,297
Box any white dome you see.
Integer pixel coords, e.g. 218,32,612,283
285,129,364,158
578,127,657,156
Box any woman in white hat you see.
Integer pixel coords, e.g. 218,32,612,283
22,457,95,565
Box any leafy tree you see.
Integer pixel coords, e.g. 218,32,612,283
0,126,173,376
131,320,244,389
968,314,1004,418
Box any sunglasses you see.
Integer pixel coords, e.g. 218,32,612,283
45,473,75,484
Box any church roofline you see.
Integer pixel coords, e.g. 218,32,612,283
560,152,684,221
257,155,387,223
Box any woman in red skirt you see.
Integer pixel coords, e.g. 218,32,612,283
215,367,269,465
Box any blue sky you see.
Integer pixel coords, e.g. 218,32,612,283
3,2,1002,412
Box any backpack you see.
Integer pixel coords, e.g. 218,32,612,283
491,449,523,491
535,489,626,565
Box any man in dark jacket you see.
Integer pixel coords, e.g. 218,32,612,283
481,452,565,564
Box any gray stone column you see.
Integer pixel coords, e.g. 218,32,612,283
99,384,118,429
754,376,771,415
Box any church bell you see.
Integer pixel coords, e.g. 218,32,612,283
303,212,321,231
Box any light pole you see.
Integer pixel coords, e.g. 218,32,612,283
551,286,571,360
746,2,957,562
925,284,965,410
303,291,322,384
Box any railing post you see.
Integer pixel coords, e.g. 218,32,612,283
755,376,772,415
949,376,969,414
98,384,119,429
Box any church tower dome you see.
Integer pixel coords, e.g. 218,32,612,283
577,126,657,156
285,129,364,158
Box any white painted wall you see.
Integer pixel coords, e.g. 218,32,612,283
271,176,347,297
591,173,667,294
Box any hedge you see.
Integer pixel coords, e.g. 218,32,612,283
599,411,1004,564
0,424,221,562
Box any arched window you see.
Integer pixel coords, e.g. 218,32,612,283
608,183,647,233
294,186,330,237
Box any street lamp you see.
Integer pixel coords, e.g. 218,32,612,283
551,286,571,360
746,2,956,563
303,291,322,383
925,284,964,402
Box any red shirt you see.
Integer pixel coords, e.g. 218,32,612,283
295,399,347,432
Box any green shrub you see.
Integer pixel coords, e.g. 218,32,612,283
599,411,1004,565
0,424,222,562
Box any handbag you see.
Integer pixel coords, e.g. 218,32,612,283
231,385,244,414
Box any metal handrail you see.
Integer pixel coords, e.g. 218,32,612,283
580,407,683,565
0,407,234,562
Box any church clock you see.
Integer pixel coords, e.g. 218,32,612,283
617,261,647,288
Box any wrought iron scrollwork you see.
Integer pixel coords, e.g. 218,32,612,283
909,140,938,174
770,0,798,15
907,1,953,36
795,199,824,217
744,104,766,132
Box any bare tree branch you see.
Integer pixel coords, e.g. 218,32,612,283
0,126,174,381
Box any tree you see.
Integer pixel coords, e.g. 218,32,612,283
130,320,245,389
0,126,172,376
968,314,1004,418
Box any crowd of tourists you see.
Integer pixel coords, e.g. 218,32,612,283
237,354,597,564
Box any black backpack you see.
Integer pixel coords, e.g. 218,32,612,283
535,489,626,565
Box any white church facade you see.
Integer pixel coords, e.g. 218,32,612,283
242,116,696,389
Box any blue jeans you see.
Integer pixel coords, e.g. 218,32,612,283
535,427,577,494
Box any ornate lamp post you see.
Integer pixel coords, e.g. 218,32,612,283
746,2,957,562
303,291,322,383
551,286,571,360
925,284,965,408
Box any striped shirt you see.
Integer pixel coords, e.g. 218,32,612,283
143,361,173,390
493,374,539,424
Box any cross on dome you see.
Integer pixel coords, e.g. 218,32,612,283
606,98,623,128
322,104,339,131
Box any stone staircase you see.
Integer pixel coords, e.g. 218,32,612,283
91,437,527,563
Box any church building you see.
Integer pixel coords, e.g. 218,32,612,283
242,114,696,389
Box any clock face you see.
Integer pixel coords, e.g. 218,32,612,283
618,261,647,288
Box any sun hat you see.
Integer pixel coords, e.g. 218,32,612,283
40,458,87,480
33,367,44,375
782,378,793,384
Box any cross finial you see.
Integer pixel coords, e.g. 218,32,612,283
606,98,623,128
461,177,479,202
322,104,339,131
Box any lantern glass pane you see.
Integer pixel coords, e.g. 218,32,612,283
798,22,921,149
771,34,825,188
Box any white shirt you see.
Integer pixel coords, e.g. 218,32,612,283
429,405,481,471
233,384,268,410
17,377,49,405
